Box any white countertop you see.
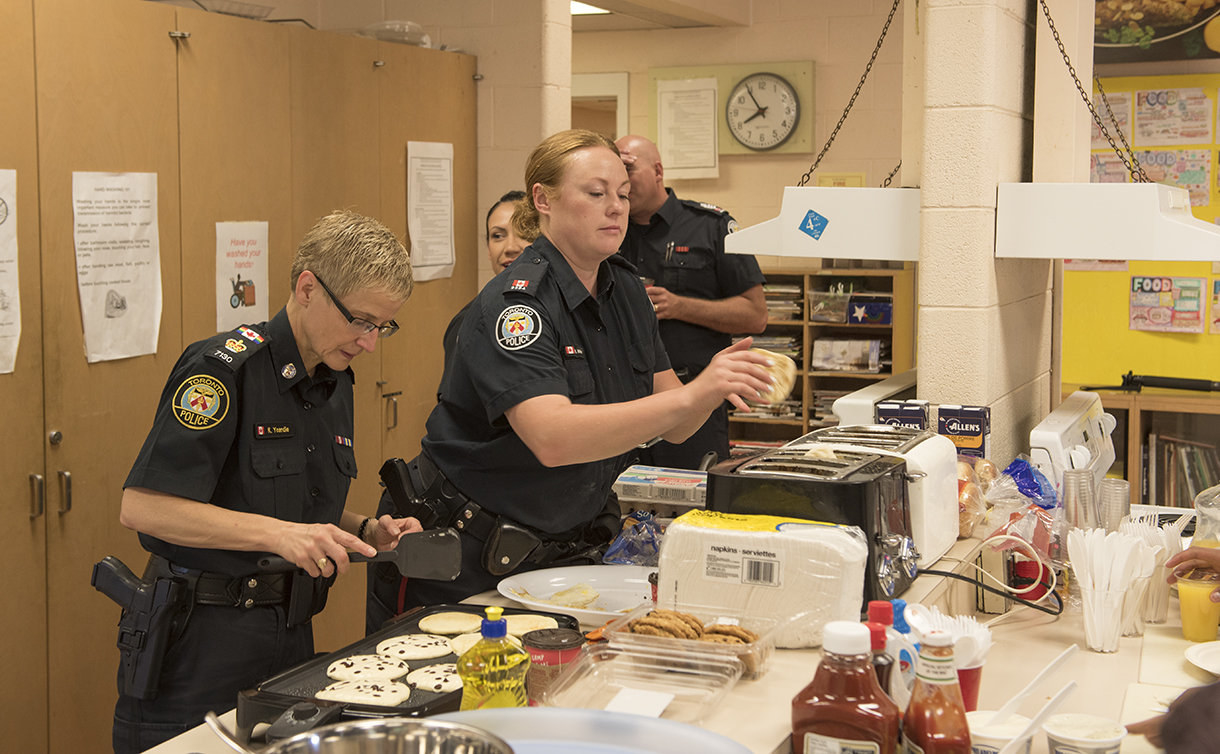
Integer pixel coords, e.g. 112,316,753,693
150,537,1207,754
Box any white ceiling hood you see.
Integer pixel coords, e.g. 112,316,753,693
725,186,921,261
996,182,1220,261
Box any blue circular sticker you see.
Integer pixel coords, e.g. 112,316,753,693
172,374,230,430
495,304,542,351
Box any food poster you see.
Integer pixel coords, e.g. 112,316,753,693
1134,88,1213,146
1129,275,1205,333
1137,148,1212,204
1212,279,1220,334
1094,4,1220,64
1092,91,1133,151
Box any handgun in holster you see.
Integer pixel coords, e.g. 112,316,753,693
91,556,189,700
379,457,448,529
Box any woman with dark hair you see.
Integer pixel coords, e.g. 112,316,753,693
366,130,774,627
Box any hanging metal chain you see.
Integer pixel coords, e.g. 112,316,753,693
1038,0,1149,182
797,0,902,187
882,161,902,187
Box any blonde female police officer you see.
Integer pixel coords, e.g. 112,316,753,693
367,130,776,622
113,211,421,751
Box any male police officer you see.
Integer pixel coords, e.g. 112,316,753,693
616,134,767,470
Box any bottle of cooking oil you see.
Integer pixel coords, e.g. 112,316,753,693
457,606,530,710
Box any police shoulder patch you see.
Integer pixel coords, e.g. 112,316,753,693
172,374,230,430
205,324,270,372
495,304,543,351
690,200,730,216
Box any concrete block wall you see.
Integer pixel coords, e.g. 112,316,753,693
916,0,1053,465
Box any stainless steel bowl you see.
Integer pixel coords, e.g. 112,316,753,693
206,711,515,754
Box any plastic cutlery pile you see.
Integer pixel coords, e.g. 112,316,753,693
905,603,992,668
1068,528,1158,651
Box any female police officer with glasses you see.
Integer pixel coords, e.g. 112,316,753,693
113,211,422,752
367,130,776,628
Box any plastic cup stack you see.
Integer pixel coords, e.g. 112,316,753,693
1062,469,1099,531
1097,479,1130,534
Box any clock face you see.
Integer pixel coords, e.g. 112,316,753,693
726,72,800,151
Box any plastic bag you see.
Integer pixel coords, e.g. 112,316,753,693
602,511,662,566
985,454,1057,510
956,455,986,538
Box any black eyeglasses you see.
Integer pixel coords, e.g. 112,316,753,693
313,273,399,338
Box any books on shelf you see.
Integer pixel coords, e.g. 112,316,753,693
1146,433,1220,507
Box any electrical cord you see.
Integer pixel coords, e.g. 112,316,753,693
917,568,1063,617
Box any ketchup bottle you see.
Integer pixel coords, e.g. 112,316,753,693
791,621,900,754
902,629,970,753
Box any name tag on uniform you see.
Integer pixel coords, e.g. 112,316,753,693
255,424,293,438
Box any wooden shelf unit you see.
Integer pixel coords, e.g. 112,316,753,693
731,265,916,444
1064,385,1220,506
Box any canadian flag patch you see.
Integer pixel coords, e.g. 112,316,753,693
511,279,530,291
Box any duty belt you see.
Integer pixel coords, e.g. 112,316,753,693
145,555,288,609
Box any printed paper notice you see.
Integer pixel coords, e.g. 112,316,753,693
1129,275,1204,333
1136,148,1211,206
0,169,19,374
407,141,455,282
72,172,162,362
216,221,269,333
1090,152,1129,184
1134,88,1213,147
657,77,719,180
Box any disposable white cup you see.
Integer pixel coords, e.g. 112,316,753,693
966,710,1033,754
1042,712,1126,754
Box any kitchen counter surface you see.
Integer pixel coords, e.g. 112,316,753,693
150,537,1206,753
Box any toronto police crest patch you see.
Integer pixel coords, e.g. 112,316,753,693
495,304,542,351
172,374,230,430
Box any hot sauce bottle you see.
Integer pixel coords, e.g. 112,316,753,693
901,630,970,753
791,621,901,753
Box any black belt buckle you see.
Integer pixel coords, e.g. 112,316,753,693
482,519,542,576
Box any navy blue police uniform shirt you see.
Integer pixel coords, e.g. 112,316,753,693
423,234,669,535
620,188,765,374
124,307,357,577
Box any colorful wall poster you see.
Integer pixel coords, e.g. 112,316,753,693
1135,148,1212,205
1134,88,1213,147
1129,275,1206,333
1212,279,1220,334
1095,7,1220,65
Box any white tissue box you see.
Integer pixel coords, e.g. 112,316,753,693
656,510,868,648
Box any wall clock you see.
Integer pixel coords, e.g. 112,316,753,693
725,72,800,151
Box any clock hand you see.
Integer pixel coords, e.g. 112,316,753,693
745,84,763,110
743,106,768,124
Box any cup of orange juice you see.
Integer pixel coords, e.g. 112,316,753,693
1176,567,1220,642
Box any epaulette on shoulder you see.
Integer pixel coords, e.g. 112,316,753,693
499,255,550,297
684,199,732,217
204,324,270,372
607,253,637,273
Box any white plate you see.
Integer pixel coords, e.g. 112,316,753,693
433,707,750,754
1185,641,1220,675
497,565,652,626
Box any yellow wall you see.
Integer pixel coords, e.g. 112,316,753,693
1063,73,1220,386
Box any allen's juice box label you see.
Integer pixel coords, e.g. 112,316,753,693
937,405,990,459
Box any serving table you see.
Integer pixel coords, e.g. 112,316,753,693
149,537,1204,753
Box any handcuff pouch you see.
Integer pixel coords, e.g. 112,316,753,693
482,519,541,576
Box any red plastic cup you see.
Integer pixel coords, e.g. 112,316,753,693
956,664,983,712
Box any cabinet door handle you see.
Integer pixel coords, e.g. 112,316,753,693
57,470,72,515
29,473,44,520
386,396,399,430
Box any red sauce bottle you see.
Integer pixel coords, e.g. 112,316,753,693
865,621,894,697
902,630,970,753
792,621,901,753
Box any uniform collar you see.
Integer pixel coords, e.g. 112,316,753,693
536,235,616,311
645,188,682,228
265,307,342,393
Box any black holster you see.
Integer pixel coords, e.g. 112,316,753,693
94,556,195,701
286,570,335,627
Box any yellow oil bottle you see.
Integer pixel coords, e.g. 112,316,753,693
456,606,530,710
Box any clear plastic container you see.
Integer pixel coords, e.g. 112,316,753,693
1192,483,1220,548
540,644,741,723
602,603,785,680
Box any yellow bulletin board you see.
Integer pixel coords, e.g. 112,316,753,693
1062,73,1220,386
647,61,814,155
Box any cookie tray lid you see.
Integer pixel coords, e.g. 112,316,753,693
539,643,742,724
601,603,788,681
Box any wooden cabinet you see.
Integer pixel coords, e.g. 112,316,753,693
0,1,476,750
730,266,916,449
